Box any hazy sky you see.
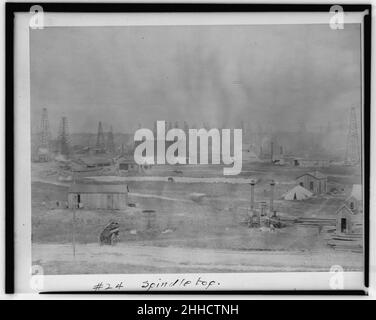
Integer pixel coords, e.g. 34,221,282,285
30,24,361,134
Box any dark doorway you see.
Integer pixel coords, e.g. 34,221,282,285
341,218,347,233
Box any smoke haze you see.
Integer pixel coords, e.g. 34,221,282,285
30,24,361,135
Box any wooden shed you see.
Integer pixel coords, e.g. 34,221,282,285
296,171,327,194
336,204,363,235
68,183,128,210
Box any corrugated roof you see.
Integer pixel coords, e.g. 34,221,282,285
68,183,127,194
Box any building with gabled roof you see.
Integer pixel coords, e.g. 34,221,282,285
117,156,140,172
296,171,327,194
68,183,128,210
335,204,363,235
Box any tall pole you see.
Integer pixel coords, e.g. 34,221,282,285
271,141,274,163
248,180,256,227
345,107,360,165
250,180,255,212
72,172,76,258
72,194,76,258
96,121,106,151
270,180,275,216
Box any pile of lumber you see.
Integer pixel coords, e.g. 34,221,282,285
295,217,336,227
327,233,363,253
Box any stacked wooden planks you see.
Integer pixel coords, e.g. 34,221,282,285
327,233,363,253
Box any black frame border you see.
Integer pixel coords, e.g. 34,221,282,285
5,2,371,296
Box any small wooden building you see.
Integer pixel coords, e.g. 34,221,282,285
336,204,363,235
68,183,128,210
118,158,139,172
78,156,113,169
36,147,50,162
296,171,327,194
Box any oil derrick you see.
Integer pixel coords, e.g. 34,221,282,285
96,121,106,152
345,107,360,165
58,116,71,156
107,126,115,154
37,108,51,161
183,121,189,135
120,143,125,156
240,121,246,143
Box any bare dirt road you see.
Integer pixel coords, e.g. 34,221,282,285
32,243,363,275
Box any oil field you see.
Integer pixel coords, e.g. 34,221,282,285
31,107,364,275
28,23,365,276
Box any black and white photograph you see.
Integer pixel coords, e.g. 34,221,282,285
30,18,365,275
3,2,374,300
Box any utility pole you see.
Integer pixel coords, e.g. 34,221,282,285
270,180,275,216
250,180,255,212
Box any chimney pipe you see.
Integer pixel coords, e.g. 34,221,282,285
270,180,275,216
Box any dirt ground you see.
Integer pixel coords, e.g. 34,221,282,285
33,243,363,275
31,161,363,274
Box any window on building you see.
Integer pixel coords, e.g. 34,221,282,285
310,181,314,191
350,202,354,210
